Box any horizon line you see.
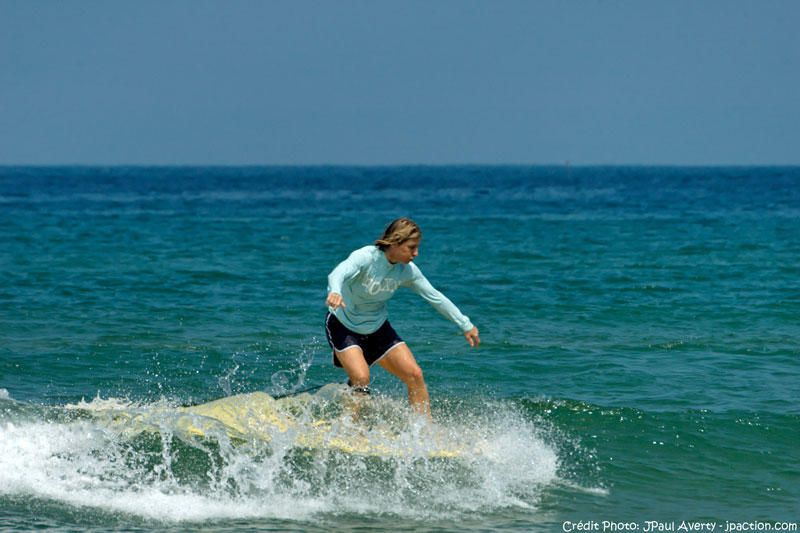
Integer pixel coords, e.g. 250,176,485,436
2,162,799,169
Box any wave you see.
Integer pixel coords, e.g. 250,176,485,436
0,387,565,524
4,389,796,526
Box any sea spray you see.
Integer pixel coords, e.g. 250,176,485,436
1,388,563,523
268,339,318,398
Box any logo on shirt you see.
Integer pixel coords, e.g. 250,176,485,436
362,275,399,295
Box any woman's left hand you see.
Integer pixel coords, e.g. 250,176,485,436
464,327,480,348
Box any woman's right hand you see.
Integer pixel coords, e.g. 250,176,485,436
326,292,346,310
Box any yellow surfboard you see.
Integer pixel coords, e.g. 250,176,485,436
76,387,472,458
180,390,466,457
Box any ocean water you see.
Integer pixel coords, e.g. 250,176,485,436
0,166,798,532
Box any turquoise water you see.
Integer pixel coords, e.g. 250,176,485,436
1,166,798,531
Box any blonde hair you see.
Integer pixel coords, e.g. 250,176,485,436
375,218,422,250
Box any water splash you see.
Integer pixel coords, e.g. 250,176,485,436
1,387,562,524
268,340,317,397
218,362,240,397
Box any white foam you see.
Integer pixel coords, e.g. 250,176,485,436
0,419,330,522
0,388,9,400
65,395,141,411
0,393,565,524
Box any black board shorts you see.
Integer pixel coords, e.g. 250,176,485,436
325,312,405,367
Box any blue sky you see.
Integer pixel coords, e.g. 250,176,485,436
1,0,798,165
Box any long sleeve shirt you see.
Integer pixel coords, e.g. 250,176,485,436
327,245,474,335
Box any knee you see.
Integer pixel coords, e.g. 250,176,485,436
348,368,370,387
402,365,424,385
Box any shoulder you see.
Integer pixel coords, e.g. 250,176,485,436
357,244,380,258
404,261,424,280
348,245,379,263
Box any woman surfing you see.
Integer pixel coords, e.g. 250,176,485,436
325,218,480,417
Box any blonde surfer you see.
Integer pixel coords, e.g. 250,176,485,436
325,218,480,416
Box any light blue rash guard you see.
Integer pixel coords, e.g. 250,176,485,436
327,245,474,335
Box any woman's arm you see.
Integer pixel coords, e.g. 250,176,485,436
407,265,479,346
326,246,372,309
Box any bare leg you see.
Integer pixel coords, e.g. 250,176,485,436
379,343,431,418
333,347,370,418
334,346,370,388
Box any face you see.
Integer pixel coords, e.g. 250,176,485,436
386,238,420,264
